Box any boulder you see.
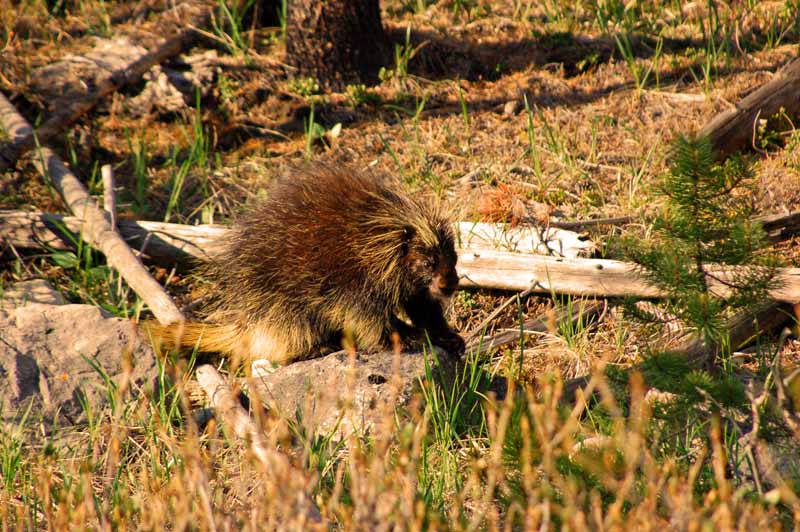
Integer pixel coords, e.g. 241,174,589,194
1,278,65,307
0,281,157,427
249,349,457,438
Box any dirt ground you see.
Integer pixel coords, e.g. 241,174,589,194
3,0,800,378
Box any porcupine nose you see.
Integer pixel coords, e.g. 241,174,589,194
437,271,459,297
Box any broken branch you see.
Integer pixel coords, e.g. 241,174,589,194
0,94,184,325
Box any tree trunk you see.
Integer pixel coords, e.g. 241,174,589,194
284,0,391,90
245,0,282,29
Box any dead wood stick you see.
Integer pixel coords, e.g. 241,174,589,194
0,210,227,263
0,3,213,171
101,164,116,229
699,55,800,159
194,365,322,523
0,94,184,325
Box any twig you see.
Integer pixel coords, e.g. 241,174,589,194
464,281,542,343
101,164,116,230
0,93,184,325
194,365,322,523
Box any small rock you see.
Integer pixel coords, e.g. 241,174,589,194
1,279,65,308
249,349,456,438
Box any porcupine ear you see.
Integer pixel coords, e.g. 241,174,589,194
400,225,416,256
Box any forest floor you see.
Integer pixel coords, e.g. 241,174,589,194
2,0,800,529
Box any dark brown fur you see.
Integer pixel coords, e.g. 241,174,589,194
150,164,464,365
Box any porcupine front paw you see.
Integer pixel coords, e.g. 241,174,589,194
435,330,465,357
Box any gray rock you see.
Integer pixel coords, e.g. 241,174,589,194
1,279,65,308
0,302,157,427
249,349,457,438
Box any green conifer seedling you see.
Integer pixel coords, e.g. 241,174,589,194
626,135,780,356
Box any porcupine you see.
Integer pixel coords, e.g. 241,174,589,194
149,164,465,365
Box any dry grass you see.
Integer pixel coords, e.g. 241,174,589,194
2,0,800,529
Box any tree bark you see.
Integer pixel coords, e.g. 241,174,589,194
284,0,391,90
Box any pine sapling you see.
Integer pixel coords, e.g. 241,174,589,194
625,135,780,356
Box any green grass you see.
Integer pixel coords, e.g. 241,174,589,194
210,0,256,58
163,94,213,223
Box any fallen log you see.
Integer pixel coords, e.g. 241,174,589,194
699,55,800,159
0,95,184,325
0,210,227,265
456,249,800,302
0,211,592,262
3,210,800,303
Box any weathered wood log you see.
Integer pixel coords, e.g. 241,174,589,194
1,211,592,261
0,210,227,265
0,95,184,325
699,56,800,159
457,249,800,303
0,2,214,171
4,210,800,303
